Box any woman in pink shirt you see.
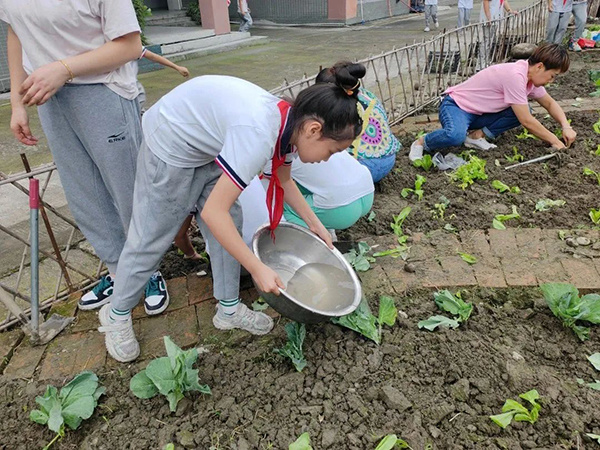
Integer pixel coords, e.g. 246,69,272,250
410,44,576,161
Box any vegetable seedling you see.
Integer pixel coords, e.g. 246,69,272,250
412,154,433,171
492,205,520,230
449,155,488,189
418,290,473,331
431,196,450,220
590,208,600,225
130,336,211,412
344,241,376,272
390,207,411,245
491,180,521,194
577,377,600,391
515,128,538,140
535,199,566,212
458,251,477,265
583,167,600,185
30,371,105,450
401,175,426,201
505,146,525,162
554,119,572,138
490,390,541,429
588,353,600,371
587,434,600,444
594,115,600,134
375,435,411,450
540,283,600,341
289,432,313,450
332,296,397,345
367,211,376,222
274,322,307,372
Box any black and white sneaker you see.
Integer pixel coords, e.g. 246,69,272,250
144,271,170,316
78,275,114,310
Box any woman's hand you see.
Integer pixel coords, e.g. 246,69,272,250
562,127,576,147
177,66,190,78
10,106,38,145
251,263,285,295
19,61,71,106
310,221,334,249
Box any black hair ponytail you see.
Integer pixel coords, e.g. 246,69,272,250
291,61,366,141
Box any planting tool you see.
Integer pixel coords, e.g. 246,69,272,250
0,179,73,344
505,153,557,170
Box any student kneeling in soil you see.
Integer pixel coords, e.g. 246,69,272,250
98,72,364,362
409,44,576,161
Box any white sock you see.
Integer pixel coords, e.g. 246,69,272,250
219,298,240,316
109,307,131,322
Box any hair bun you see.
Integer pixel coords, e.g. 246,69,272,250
331,62,366,97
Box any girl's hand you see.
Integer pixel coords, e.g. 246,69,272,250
19,61,71,106
251,263,285,295
177,66,190,77
310,221,334,249
10,106,38,145
548,4,553,11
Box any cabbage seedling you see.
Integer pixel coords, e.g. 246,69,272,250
375,435,412,449
492,205,520,230
412,154,433,171
401,175,426,201
289,432,313,450
274,322,307,372
490,390,541,429
590,208,600,225
332,296,397,345
583,167,600,185
418,290,473,331
449,155,488,189
491,180,521,194
505,146,525,162
535,199,566,212
344,241,375,272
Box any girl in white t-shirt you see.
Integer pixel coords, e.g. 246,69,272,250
99,69,366,362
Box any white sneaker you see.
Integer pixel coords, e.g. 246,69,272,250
409,140,424,161
213,303,274,335
435,21,439,28
98,304,140,362
464,136,497,150
424,26,430,32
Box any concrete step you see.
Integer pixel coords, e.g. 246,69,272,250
160,30,255,55
146,10,193,27
145,26,215,47
168,35,268,60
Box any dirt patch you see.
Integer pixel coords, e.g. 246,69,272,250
546,51,600,101
341,109,600,241
1,288,599,449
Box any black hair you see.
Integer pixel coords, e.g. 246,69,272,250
289,61,366,141
528,43,570,73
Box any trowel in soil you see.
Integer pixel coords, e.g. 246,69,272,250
505,152,557,170
0,178,73,345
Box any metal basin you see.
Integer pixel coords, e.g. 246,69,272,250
251,223,362,323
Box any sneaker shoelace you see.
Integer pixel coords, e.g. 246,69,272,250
99,319,135,344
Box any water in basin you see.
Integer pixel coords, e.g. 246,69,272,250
285,263,354,312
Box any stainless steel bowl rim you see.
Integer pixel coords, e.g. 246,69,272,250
251,222,362,317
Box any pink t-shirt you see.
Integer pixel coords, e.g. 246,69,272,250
445,60,547,114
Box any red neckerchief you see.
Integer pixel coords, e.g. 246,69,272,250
266,100,293,239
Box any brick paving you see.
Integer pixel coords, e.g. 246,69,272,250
1,227,599,382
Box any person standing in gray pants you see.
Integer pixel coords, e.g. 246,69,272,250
238,0,253,32
424,0,439,32
3,0,170,316
546,0,573,44
570,0,588,51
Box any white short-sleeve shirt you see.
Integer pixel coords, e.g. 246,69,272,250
0,0,141,100
142,75,297,190
479,0,505,22
290,151,374,209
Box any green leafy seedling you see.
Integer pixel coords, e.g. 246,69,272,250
515,128,538,140
289,432,313,450
490,390,541,429
415,130,426,139
130,336,211,412
412,154,433,172
390,207,412,246
418,290,473,331
449,155,488,189
554,119,572,138
540,283,600,341
594,115,600,134
333,296,397,345
583,167,600,185
588,353,600,371
587,434,600,444
590,208,600,225
458,251,477,265
252,297,269,311
367,211,376,222
401,175,426,201
491,180,521,194
492,205,520,230
535,199,566,212
431,196,450,220
274,322,307,372
375,434,411,449
30,371,105,450
505,146,526,163
344,241,376,272
577,377,600,391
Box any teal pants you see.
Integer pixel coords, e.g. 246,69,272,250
284,183,374,230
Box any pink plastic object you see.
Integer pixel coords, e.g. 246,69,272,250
29,178,39,209
577,38,596,49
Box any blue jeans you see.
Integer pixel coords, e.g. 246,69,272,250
423,96,521,153
357,152,396,183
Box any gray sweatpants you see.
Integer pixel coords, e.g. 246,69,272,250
424,4,438,27
457,7,472,28
37,84,141,274
572,2,588,41
546,11,571,44
111,142,243,311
